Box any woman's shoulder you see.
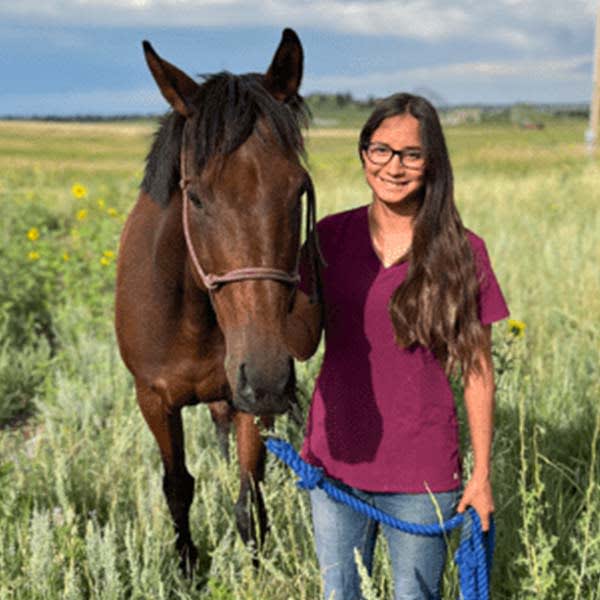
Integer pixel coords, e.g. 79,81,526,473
463,229,509,322
315,205,368,249
464,228,486,252
464,228,495,266
317,205,367,232
463,228,502,284
312,205,369,265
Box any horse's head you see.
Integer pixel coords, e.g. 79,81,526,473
143,30,318,416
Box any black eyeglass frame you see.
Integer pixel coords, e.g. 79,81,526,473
363,142,425,170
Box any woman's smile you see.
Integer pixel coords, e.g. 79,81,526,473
379,177,408,187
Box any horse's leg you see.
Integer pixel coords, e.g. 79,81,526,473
208,400,234,463
233,412,273,559
136,382,198,572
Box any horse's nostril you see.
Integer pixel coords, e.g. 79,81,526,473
273,363,290,395
238,363,253,400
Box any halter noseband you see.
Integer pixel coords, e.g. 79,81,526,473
179,148,322,297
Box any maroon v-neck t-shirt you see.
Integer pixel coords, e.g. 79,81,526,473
298,205,509,493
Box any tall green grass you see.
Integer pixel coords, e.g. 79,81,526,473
0,118,598,598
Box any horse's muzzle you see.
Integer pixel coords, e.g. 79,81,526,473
233,360,293,415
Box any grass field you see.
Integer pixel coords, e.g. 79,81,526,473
0,116,599,599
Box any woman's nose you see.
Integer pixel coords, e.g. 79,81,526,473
386,153,405,173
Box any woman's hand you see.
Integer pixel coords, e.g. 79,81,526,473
457,475,494,531
284,288,323,361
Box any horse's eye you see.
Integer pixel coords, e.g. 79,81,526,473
188,191,203,208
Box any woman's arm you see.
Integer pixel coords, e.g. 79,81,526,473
456,324,495,531
284,289,323,361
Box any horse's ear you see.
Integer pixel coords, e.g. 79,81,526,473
264,28,304,102
143,41,199,118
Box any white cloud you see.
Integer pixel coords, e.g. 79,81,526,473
409,55,592,80
307,54,590,84
0,0,594,51
303,54,592,99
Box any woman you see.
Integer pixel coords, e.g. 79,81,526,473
285,93,509,600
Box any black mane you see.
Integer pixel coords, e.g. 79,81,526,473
141,72,309,207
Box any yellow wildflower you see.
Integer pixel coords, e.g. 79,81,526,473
508,319,526,338
107,207,118,217
76,209,88,221
100,256,111,266
71,184,87,199
28,251,40,261
62,252,70,261
97,198,106,209
102,250,115,259
27,227,40,241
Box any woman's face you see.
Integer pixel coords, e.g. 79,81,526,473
362,113,425,206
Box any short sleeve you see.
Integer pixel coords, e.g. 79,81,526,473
470,235,510,325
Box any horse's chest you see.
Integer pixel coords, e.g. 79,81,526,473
149,325,229,407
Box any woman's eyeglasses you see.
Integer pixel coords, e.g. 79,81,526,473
364,143,425,170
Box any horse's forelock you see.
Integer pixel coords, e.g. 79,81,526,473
190,72,308,168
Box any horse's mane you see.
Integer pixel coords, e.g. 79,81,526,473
141,71,310,207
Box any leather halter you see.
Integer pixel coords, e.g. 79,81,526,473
179,147,320,295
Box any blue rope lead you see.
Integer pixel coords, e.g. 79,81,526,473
265,437,494,600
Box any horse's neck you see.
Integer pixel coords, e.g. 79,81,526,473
181,261,214,329
149,191,214,333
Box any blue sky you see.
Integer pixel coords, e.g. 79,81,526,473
0,0,595,116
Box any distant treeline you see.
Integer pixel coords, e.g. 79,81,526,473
478,104,589,121
306,95,589,119
0,93,589,122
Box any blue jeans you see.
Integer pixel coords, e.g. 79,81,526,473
310,479,461,600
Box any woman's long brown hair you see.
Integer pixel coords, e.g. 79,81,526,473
359,93,487,378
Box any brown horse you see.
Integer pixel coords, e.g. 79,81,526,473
115,29,321,571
